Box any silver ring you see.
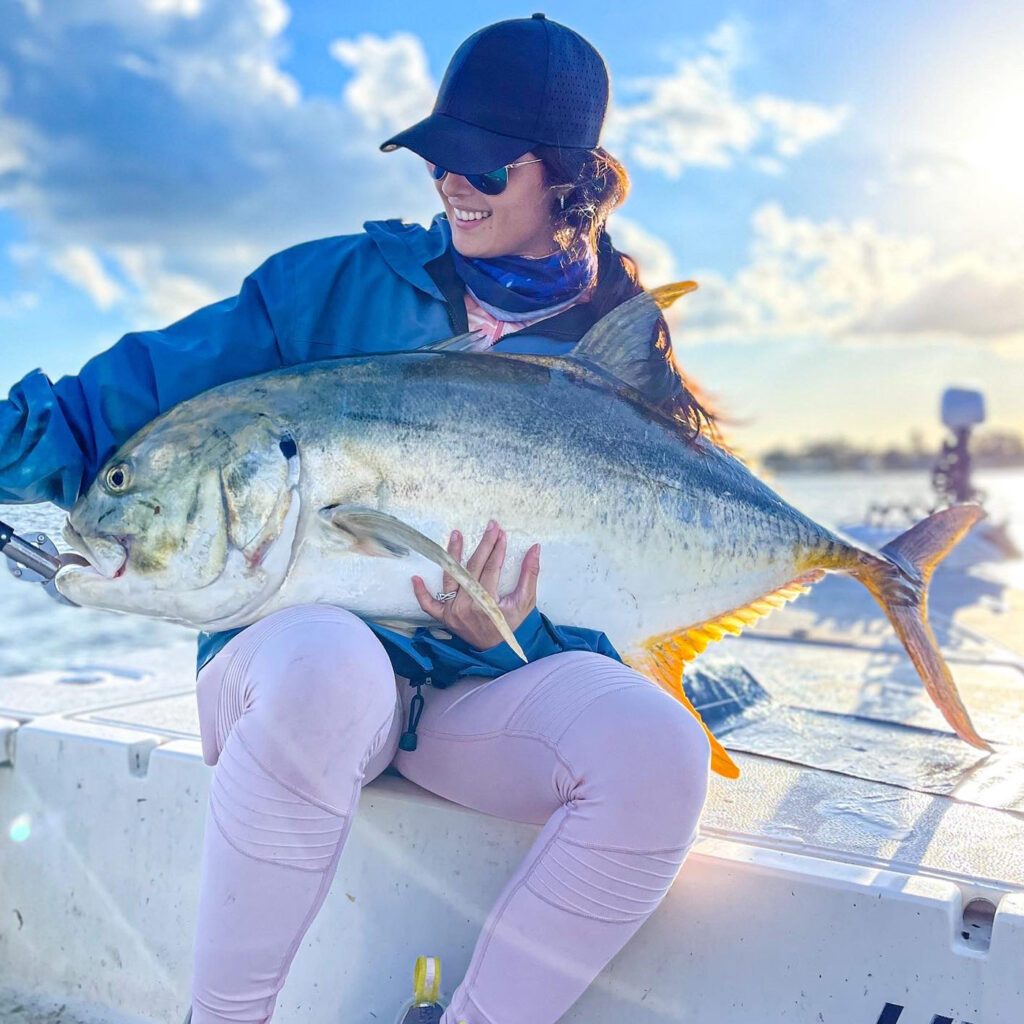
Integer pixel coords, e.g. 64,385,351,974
435,590,459,604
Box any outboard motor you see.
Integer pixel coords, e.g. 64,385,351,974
932,387,985,506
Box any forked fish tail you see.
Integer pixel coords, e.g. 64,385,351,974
848,503,992,751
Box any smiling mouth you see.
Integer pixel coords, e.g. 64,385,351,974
63,521,129,579
450,204,493,222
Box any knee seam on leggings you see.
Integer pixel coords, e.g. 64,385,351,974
207,703,396,873
507,672,645,743
558,835,694,856
233,730,352,817
525,831,688,925
207,800,342,874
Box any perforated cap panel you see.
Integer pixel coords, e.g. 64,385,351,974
379,14,609,164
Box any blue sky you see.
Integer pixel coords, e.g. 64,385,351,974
1,0,1023,456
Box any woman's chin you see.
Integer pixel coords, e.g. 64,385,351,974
450,232,495,259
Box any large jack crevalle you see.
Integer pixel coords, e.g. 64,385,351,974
56,284,991,778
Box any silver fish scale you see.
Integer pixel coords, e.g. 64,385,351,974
59,351,856,652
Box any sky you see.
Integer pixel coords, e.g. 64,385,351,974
1,0,1023,457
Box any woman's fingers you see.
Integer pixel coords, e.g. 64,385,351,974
465,519,500,581
479,528,507,594
411,575,444,621
441,530,463,595
508,543,541,614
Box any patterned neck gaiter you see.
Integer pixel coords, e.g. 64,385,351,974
451,243,598,321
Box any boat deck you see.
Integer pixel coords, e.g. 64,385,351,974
1,530,1022,1022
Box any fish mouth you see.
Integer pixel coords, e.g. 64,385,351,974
62,520,129,580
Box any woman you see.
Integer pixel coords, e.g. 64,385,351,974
0,15,720,1024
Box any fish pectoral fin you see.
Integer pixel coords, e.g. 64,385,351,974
319,504,411,557
372,618,455,641
417,330,489,353
370,618,422,638
318,505,527,662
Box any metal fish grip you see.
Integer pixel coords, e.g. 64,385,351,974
1,519,77,606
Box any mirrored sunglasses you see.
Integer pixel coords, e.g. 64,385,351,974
429,158,543,196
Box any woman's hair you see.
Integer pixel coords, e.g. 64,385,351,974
532,144,735,453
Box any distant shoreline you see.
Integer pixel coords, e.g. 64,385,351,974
757,431,1024,474
762,458,1024,474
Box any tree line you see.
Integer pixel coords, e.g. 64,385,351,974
760,430,1024,473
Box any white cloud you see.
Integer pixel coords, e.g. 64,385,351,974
329,33,435,136
749,95,850,159
0,291,39,317
144,0,204,18
112,245,220,325
752,156,784,176
606,215,677,285
0,129,28,175
702,20,744,65
167,52,302,109
0,5,440,327
605,20,847,178
657,202,1024,348
886,149,970,189
0,68,29,174
252,0,289,38
853,254,1024,338
49,245,125,310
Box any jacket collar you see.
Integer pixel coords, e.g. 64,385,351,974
364,212,611,344
363,213,453,301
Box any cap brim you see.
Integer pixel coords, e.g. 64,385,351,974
380,113,534,174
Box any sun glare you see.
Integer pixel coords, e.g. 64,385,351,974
9,813,31,842
962,102,1024,208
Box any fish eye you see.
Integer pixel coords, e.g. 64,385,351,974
104,462,132,493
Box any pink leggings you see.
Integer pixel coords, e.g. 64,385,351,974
191,604,711,1024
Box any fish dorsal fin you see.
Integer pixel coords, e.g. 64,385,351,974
569,281,698,392
622,567,826,781
420,329,488,353
418,281,695,370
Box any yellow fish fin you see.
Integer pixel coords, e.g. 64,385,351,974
625,568,827,781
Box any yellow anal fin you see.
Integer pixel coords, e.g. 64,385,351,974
626,569,828,781
625,646,740,780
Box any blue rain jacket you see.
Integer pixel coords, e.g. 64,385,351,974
0,213,622,684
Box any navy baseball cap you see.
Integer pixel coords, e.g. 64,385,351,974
380,13,609,174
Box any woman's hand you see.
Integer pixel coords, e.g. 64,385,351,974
411,519,541,650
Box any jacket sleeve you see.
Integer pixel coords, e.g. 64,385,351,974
0,253,292,509
368,607,623,689
459,607,622,676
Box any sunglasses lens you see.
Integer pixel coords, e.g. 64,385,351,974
429,164,447,181
469,167,509,195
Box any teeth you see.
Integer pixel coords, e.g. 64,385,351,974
453,208,492,222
